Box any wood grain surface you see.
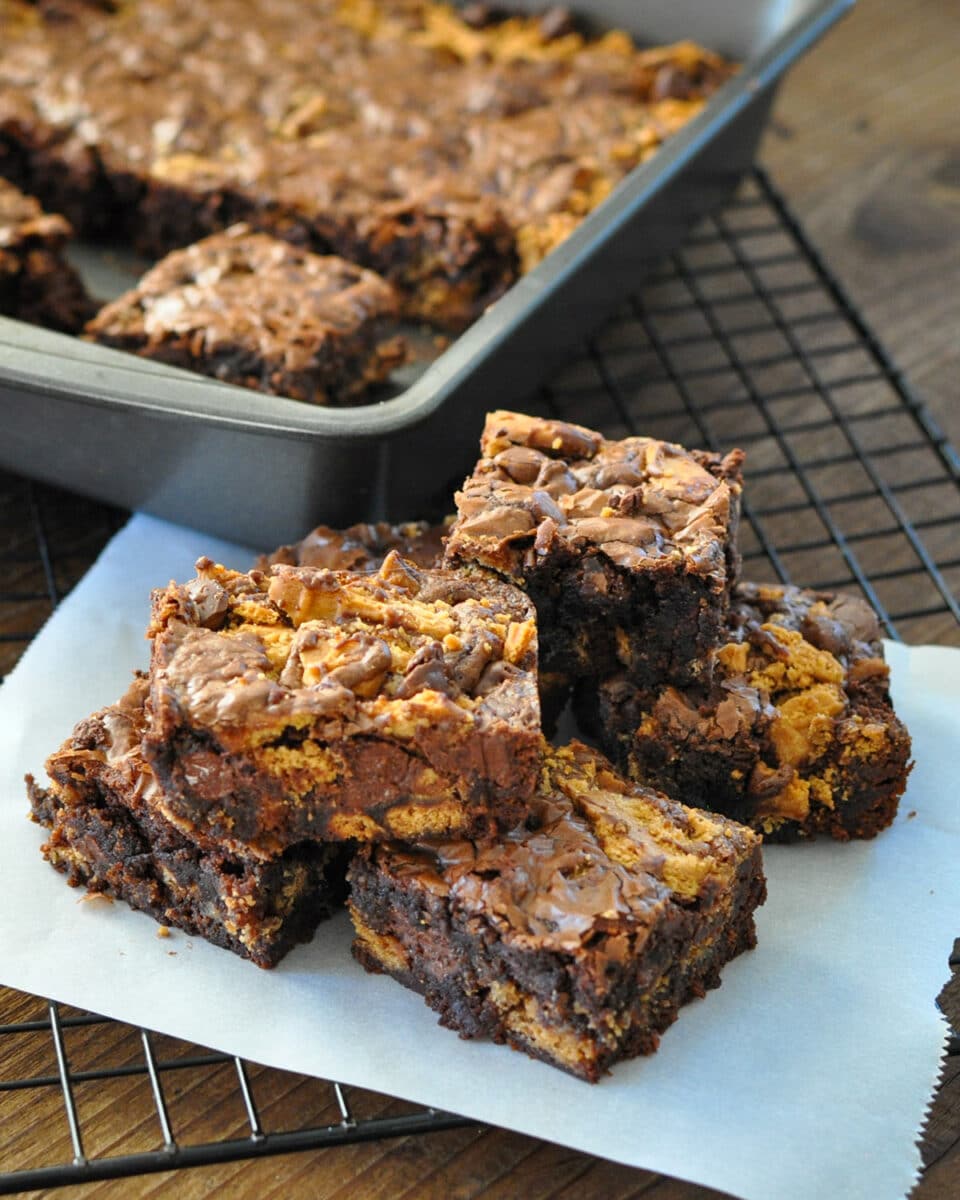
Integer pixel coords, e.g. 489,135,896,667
1,0,958,1196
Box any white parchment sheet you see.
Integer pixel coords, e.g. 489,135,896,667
0,514,956,1200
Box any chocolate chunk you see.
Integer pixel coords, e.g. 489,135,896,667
651,65,695,102
185,578,230,629
538,6,577,41
461,3,508,28
396,642,457,699
493,445,546,485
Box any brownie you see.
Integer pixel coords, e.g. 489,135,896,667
258,518,450,572
578,582,913,841
348,740,765,1082
27,677,347,967
84,226,406,405
143,552,541,855
0,177,95,332
0,1,733,329
444,410,744,702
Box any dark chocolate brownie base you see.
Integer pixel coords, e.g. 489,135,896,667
348,741,765,1082
578,582,912,841
84,226,406,405
0,177,96,333
28,678,347,967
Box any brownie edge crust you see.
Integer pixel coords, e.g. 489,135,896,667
28,677,347,968
348,741,765,1082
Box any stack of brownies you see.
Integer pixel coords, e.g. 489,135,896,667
28,410,912,1082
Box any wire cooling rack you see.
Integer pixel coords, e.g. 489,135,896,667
0,167,957,1193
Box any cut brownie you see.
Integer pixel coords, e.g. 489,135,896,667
84,225,406,405
0,177,95,333
28,677,346,968
578,582,912,841
258,518,450,572
349,740,765,1082
445,410,744,697
143,552,541,854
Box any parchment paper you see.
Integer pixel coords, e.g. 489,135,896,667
1,513,956,1200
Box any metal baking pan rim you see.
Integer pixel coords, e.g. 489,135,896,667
0,0,855,442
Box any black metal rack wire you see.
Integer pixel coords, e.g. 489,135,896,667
0,167,957,1193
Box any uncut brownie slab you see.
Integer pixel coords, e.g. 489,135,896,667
349,740,765,1082
85,226,406,405
445,410,744,695
0,177,95,333
0,0,732,328
578,582,912,841
27,677,346,968
144,552,541,855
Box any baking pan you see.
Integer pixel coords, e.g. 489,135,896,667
0,0,854,549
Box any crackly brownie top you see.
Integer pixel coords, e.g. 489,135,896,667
446,410,744,577
85,225,399,355
2,1,732,266
0,177,71,251
147,551,539,747
378,741,761,954
258,519,449,573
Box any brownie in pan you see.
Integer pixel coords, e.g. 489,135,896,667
28,676,347,968
84,226,406,405
445,410,744,702
577,582,912,841
143,552,541,855
0,177,95,333
0,0,733,329
349,740,765,1081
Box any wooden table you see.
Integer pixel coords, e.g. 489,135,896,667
1,0,958,1195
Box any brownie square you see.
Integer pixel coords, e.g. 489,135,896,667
84,225,406,405
348,740,765,1082
28,677,346,968
445,410,744,697
578,582,913,841
0,177,96,333
143,552,541,855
